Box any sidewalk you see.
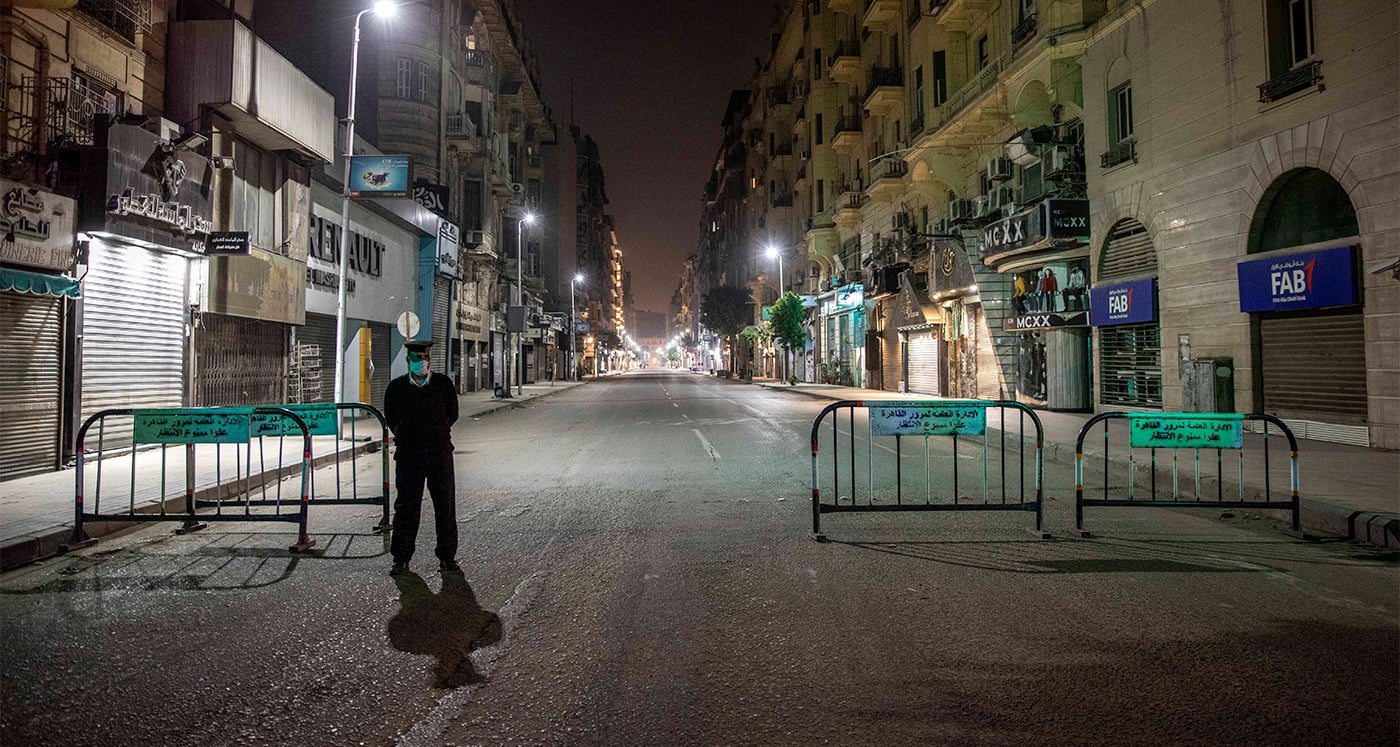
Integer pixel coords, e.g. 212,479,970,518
751,378,1400,548
0,380,586,571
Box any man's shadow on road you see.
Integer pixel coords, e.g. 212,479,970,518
386,570,502,688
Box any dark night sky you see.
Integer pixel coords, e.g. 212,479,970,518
513,0,776,312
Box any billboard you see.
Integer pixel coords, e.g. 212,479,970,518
347,155,411,198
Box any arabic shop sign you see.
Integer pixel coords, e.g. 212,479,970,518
0,179,75,271
979,198,1089,265
1128,413,1244,450
821,283,864,315
869,401,989,437
1090,277,1158,326
1237,246,1357,313
436,220,460,278
412,182,451,217
95,124,212,253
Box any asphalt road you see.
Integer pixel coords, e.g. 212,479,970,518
2,371,1397,746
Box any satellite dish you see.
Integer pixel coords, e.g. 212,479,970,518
396,311,421,339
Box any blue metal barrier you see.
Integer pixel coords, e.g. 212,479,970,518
809,400,1046,539
1074,412,1301,536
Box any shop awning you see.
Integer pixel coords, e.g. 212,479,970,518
0,267,81,299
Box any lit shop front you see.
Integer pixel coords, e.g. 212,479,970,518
980,199,1092,410
816,283,866,387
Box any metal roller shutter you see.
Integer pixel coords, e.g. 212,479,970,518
1260,312,1366,425
0,293,63,479
432,277,451,374
80,242,187,446
1098,220,1157,279
369,322,392,410
905,329,940,396
1097,219,1162,409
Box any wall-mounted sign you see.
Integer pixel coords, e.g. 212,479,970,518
348,155,411,198
1129,413,1244,450
1237,245,1358,313
869,401,988,436
0,179,75,271
306,213,384,294
1090,277,1158,326
979,198,1090,266
85,124,213,254
412,182,450,217
436,220,460,278
821,283,864,315
931,237,976,295
454,303,488,342
133,409,251,444
205,231,251,256
250,405,339,437
1003,310,1089,331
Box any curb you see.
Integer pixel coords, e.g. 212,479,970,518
0,440,379,572
756,383,1392,548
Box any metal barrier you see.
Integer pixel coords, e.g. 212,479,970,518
192,403,392,534
70,407,315,552
1075,413,1300,535
809,400,1046,538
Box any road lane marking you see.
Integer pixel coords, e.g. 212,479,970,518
693,429,721,461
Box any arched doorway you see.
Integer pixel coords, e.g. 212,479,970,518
1092,218,1161,409
1240,168,1367,443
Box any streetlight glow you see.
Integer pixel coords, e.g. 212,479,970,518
372,1,397,17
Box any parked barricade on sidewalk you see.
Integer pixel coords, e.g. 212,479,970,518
1074,413,1300,536
809,400,1046,539
197,403,392,534
69,407,315,552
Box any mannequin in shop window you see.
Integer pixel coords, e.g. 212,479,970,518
1065,265,1087,311
1039,268,1059,312
1012,272,1031,314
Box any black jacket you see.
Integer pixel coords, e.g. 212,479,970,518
383,372,459,450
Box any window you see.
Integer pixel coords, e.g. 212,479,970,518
814,48,823,81
417,61,430,101
1265,0,1315,77
463,179,482,231
817,179,825,212
932,51,947,106
1108,82,1133,145
977,36,989,70
914,66,925,117
815,113,824,145
232,141,280,252
465,33,477,50
1020,0,1036,22
396,58,413,98
769,133,775,152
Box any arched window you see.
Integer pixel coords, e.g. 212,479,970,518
1248,168,1358,254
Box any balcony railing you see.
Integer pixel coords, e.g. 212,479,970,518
865,66,903,99
77,0,152,43
1100,138,1136,169
772,194,794,208
834,115,862,135
1258,60,1323,103
463,49,487,67
1011,14,1037,48
941,53,1005,121
910,112,925,137
873,157,908,181
446,113,480,137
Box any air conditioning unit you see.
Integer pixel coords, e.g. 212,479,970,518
1044,146,1079,178
988,185,1014,210
800,150,811,160
986,156,1014,183
948,198,973,223
462,229,485,246
972,195,991,218
932,217,951,235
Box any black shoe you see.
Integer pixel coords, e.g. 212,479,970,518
389,562,408,576
439,559,461,572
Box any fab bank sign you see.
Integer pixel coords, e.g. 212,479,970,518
1090,277,1157,327
1237,246,1358,313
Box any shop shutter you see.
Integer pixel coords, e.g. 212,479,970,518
0,293,63,479
880,324,901,392
369,322,392,410
1260,312,1367,426
1098,220,1157,281
195,314,287,406
1098,323,1163,408
432,277,451,374
80,242,187,446
905,329,940,396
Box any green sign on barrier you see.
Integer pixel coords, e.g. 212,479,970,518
133,409,251,444
869,400,988,437
1129,413,1244,449
251,404,339,437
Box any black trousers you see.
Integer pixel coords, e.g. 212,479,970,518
390,443,458,564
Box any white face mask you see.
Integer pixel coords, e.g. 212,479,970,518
409,359,428,376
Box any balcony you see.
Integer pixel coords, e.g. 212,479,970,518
934,0,992,32
76,0,152,43
864,66,904,116
939,53,1005,122
805,213,837,236
829,41,861,86
1011,13,1037,48
865,157,908,203
461,229,497,260
910,112,926,138
835,191,867,229
771,193,794,209
831,115,863,155
1258,60,1324,103
829,0,861,15
862,0,900,31
445,113,483,142
463,49,488,67
1100,138,1136,169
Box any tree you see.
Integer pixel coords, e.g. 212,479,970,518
701,285,753,373
768,292,808,384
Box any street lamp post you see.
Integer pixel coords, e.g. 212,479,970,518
570,273,582,381
512,211,535,396
334,1,397,411
766,244,785,380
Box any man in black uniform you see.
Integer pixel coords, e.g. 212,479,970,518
384,339,460,575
